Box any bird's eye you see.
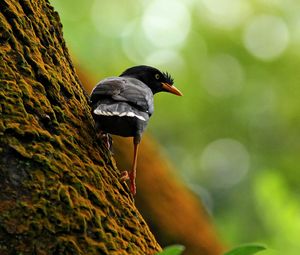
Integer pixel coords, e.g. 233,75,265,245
155,74,160,80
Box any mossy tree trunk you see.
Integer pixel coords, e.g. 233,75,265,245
80,70,224,255
114,137,224,255
0,0,160,254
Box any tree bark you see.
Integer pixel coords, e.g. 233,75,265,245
114,137,224,255
0,1,160,254
80,70,224,255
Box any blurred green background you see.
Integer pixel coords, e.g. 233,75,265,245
50,0,300,254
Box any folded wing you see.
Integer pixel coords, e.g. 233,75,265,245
90,77,154,115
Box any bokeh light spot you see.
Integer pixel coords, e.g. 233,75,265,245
121,20,151,63
200,138,250,189
92,0,140,37
145,50,184,69
202,54,245,97
243,15,289,61
142,0,191,48
200,0,252,29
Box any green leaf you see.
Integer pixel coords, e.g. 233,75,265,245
156,244,185,255
224,244,267,255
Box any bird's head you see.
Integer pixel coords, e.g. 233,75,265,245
120,65,183,96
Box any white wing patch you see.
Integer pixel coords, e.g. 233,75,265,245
94,109,146,121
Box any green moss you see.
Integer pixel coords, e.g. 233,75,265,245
58,186,74,210
56,236,83,254
72,181,88,198
53,105,65,123
0,0,161,254
8,137,32,158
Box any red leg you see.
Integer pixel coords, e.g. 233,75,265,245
129,142,139,195
120,140,139,195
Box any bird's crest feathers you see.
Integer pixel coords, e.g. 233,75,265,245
162,71,174,85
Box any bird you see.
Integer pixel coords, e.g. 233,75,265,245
90,65,182,195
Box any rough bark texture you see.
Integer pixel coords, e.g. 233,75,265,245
114,137,224,255
0,1,160,254
80,69,224,255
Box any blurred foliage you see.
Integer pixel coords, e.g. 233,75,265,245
223,244,266,255
156,245,185,255
50,0,300,254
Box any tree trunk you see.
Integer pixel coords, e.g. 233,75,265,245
0,0,160,254
79,69,224,255
114,137,224,255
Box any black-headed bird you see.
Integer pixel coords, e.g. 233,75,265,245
90,65,182,195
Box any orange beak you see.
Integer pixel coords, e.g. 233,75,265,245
162,83,183,96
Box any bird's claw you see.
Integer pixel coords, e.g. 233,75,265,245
120,171,129,181
120,171,136,195
97,132,112,151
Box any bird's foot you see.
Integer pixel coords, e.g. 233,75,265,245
120,171,136,195
97,132,112,151
120,171,129,181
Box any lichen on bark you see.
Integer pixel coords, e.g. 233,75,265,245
0,0,160,254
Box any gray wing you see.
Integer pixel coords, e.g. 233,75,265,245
90,77,154,114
